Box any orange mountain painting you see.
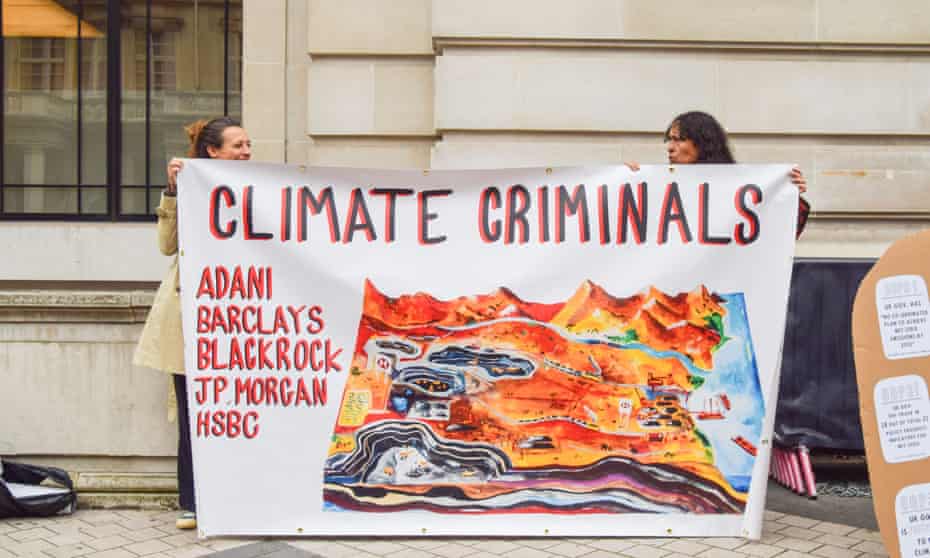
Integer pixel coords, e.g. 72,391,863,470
323,280,764,514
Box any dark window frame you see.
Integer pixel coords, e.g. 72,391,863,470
0,0,238,222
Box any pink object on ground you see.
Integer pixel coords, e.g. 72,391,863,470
797,446,818,499
775,448,788,486
788,449,804,494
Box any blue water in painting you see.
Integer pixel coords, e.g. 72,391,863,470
323,501,346,512
689,293,763,493
603,293,763,493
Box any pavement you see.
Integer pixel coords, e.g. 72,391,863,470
0,493,890,558
766,481,877,532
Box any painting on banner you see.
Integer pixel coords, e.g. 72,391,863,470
177,162,798,537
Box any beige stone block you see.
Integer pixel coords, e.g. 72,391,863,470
307,138,433,168
433,0,622,39
913,61,930,131
619,140,672,167
13,456,175,476
0,343,175,455
286,62,309,143
243,0,285,64
250,140,285,163
0,223,167,282
285,0,310,149
701,139,930,213
286,0,309,60
242,63,286,140
308,60,374,132
309,59,434,134
435,52,521,130
811,147,930,213
433,0,817,42
796,219,930,258
818,0,930,44
436,51,717,132
730,143,813,167
373,60,435,133
308,0,431,54
286,140,311,164
527,54,716,130
431,134,626,169
719,58,929,134
0,322,144,343
729,141,930,214
618,0,816,42
728,143,816,192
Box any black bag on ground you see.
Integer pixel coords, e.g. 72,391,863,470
0,459,76,518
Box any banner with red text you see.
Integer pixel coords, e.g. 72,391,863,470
177,162,798,538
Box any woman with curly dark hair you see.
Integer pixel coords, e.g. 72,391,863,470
664,111,736,164
629,110,810,236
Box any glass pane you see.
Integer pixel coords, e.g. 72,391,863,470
118,0,243,212
81,1,108,186
227,0,242,120
149,0,222,187
3,0,81,187
81,187,108,214
3,187,78,213
121,187,147,215
120,1,146,186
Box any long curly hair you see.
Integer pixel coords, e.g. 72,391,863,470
665,111,735,164
185,116,241,159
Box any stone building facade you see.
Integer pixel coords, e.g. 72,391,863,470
2,0,928,505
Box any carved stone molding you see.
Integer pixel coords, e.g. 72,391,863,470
76,472,177,493
0,290,154,308
78,492,178,510
0,290,156,323
433,37,930,56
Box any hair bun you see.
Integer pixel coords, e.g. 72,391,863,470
184,119,209,156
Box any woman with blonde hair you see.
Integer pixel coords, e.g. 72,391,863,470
134,117,251,529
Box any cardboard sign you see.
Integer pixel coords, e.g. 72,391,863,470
177,162,799,538
852,229,930,558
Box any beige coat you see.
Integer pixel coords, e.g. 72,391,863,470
133,194,185,374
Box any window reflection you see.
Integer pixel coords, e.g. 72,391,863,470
3,0,82,193
20,39,66,90
2,0,106,214
80,3,108,193
122,0,242,215
1,0,242,218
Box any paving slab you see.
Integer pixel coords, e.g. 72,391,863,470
1,509,891,558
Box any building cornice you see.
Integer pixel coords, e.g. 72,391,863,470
433,37,930,56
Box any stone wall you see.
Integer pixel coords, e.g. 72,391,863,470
242,0,930,258
0,289,178,507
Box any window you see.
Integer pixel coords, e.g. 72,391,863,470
0,0,242,220
150,31,176,91
135,30,175,92
20,39,66,91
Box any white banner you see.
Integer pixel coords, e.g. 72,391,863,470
177,162,798,538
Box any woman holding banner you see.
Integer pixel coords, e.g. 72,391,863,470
134,117,251,530
628,111,810,237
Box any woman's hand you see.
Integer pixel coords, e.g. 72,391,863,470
790,167,808,194
166,158,184,193
624,161,641,172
